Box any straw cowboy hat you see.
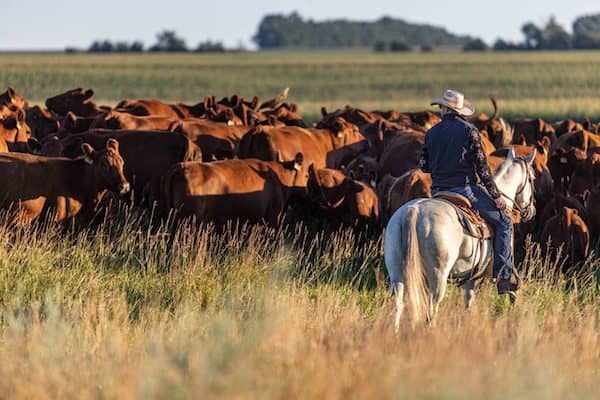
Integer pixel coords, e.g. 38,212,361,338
430,89,475,116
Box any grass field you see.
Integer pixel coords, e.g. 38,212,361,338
2,51,600,121
0,51,600,398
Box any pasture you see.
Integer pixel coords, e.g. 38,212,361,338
0,51,600,399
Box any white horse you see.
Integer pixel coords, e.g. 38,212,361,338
384,148,537,328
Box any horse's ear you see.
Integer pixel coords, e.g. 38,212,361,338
507,146,516,160
525,149,536,165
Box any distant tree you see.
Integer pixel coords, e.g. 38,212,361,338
463,38,488,52
129,41,144,52
65,47,80,54
195,40,226,53
492,39,510,51
149,30,188,52
373,41,388,52
88,40,114,53
114,41,130,53
521,22,543,49
389,40,411,52
540,17,572,49
573,14,600,49
420,43,434,53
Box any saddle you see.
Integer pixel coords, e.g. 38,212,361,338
433,191,494,239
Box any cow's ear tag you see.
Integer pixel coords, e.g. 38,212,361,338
560,157,568,164
337,132,344,138
227,120,234,126
84,156,93,165
294,162,301,171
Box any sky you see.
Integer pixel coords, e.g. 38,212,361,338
0,0,598,50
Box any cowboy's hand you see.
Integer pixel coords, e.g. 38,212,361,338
495,197,507,211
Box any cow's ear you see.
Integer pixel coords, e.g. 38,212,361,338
83,89,94,102
321,107,328,117
290,103,298,113
81,143,95,163
583,189,591,203
106,138,119,152
294,152,303,171
251,96,259,110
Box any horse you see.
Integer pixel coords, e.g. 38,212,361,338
384,147,537,329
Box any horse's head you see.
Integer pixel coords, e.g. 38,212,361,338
497,147,537,222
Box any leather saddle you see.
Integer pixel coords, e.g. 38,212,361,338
433,191,494,239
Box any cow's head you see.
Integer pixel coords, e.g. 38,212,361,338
0,106,31,143
307,165,363,209
26,106,59,139
0,87,28,110
342,155,379,188
45,88,95,115
81,138,130,195
278,152,307,188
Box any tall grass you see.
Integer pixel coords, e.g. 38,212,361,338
1,51,600,121
0,208,598,398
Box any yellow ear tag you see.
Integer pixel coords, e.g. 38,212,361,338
337,132,344,138
227,120,234,126
560,157,568,164
84,156,93,165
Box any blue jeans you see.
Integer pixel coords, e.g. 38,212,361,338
437,185,513,279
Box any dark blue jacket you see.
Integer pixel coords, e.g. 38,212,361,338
424,113,478,191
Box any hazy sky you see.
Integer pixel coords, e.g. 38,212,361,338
1,0,598,50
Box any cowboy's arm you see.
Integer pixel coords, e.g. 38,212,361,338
468,127,500,200
418,145,430,172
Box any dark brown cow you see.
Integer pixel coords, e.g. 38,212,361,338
540,193,587,227
0,87,28,110
320,106,379,130
377,170,431,222
584,186,600,236
548,147,587,193
161,155,306,225
90,111,176,131
551,129,600,154
59,112,98,135
0,139,129,226
342,154,379,187
262,103,306,127
540,207,590,268
26,106,59,140
169,118,248,161
238,118,368,170
46,88,104,117
42,130,201,204
569,153,600,195
377,129,424,178
512,118,556,145
553,119,584,136
307,166,379,225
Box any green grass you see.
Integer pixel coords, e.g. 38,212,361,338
2,51,600,121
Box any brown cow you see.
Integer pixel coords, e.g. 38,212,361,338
342,154,379,187
169,118,248,161
0,87,28,110
262,103,306,128
90,111,176,131
161,155,306,225
46,88,104,117
584,186,600,236
0,105,32,152
540,193,587,227
377,129,424,178
540,207,590,268
0,138,129,226
553,119,584,136
42,130,200,205
512,118,556,145
377,170,431,222
548,147,587,193
307,166,379,225
551,129,600,154
26,106,59,140
569,153,600,195
238,117,368,170
59,112,98,135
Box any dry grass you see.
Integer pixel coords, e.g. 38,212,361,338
0,208,597,399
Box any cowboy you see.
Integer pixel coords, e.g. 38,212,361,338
419,90,520,296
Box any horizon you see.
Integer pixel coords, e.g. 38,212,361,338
1,0,598,50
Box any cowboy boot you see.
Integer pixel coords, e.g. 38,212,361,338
496,268,521,300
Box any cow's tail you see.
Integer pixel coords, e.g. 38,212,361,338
385,205,429,328
490,95,499,120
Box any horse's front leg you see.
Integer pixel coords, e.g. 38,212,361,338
463,280,476,310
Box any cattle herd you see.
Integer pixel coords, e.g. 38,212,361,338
0,86,598,266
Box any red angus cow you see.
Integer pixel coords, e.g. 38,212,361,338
90,111,176,131
0,138,129,226
46,88,105,117
540,207,590,268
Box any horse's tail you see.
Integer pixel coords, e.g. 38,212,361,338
386,204,429,327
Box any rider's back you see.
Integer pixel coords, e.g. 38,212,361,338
425,114,477,190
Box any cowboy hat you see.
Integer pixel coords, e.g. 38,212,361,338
430,89,474,116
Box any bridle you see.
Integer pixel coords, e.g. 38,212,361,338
497,157,536,220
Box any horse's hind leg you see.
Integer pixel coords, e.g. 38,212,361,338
463,280,476,310
391,280,405,332
426,274,447,325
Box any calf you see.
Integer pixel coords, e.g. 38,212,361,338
540,207,590,268
0,139,129,226
307,166,379,226
161,155,306,225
